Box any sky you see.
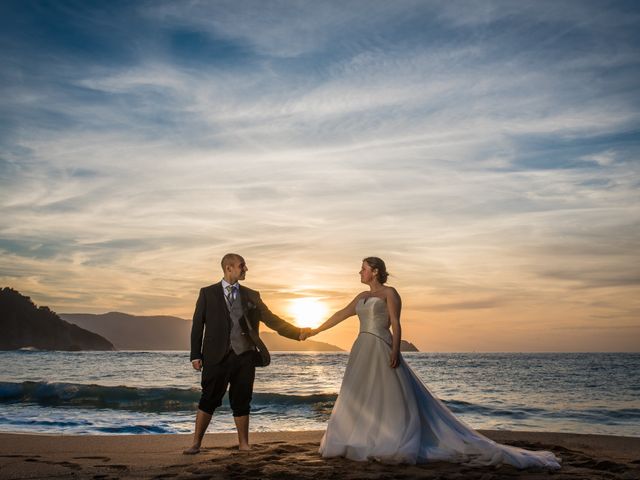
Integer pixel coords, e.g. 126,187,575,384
1,0,639,352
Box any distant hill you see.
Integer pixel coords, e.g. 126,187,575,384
401,340,419,352
60,312,344,352
0,288,114,351
60,312,191,351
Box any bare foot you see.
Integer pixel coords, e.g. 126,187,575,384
238,444,251,452
182,445,201,455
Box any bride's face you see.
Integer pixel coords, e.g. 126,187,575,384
359,262,377,284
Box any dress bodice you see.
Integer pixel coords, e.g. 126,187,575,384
356,296,392,345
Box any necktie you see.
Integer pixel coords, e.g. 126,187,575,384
225,284,236,305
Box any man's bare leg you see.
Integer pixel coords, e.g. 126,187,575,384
234,415,251,451
183,409,213,454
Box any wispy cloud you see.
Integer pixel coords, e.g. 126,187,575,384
1,0,638,351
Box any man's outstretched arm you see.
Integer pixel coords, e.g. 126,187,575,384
254,293,304,340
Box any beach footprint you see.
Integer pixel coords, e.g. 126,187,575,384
73,456,111,462
0,454,41,458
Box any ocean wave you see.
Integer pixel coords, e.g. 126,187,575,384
0,381,336,412
441,399,640,423
2,381,638,427
0,415,91,427
96,425,171,434
446,399,545,417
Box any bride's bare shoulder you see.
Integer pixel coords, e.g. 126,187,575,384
383,286,401,300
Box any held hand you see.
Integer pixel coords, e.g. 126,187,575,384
389,351,400,369
191,359,202,371
299,327,312,341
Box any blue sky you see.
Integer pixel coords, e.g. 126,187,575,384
1,0,639,351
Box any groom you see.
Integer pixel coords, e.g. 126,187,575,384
184,253,310,454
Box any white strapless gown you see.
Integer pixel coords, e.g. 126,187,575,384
319,297,561,469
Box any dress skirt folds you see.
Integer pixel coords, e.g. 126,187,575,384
319,297,561,469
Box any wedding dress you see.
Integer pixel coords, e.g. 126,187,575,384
319,296,561,468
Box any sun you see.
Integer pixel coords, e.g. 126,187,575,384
288,298,329,329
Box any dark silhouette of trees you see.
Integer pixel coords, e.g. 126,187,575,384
0,287,114,351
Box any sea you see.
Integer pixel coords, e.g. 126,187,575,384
0,351,638,437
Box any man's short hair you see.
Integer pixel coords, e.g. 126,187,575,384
221,253,244,271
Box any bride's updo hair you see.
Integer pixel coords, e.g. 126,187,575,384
363,257,389,284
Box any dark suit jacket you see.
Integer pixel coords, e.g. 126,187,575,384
190,282,301,366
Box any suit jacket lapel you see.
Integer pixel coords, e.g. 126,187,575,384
239,285,249,313
213,282,232,323
238,286,254,333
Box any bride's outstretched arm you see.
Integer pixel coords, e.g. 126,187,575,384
310,294,362,336
388,288,402,368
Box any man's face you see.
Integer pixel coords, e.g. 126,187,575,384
228,258,248,282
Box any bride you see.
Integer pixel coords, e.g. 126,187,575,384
305,257,561,469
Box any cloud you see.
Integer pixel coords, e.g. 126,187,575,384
1,0,639,350
420,298,505,311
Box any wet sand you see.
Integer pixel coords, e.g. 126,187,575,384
1,430,639,479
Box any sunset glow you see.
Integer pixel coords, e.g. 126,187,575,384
0,1,638,352
288,298,329,329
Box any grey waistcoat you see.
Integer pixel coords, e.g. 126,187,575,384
228,293,255,354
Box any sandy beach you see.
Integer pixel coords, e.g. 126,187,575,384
1,430,638,479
